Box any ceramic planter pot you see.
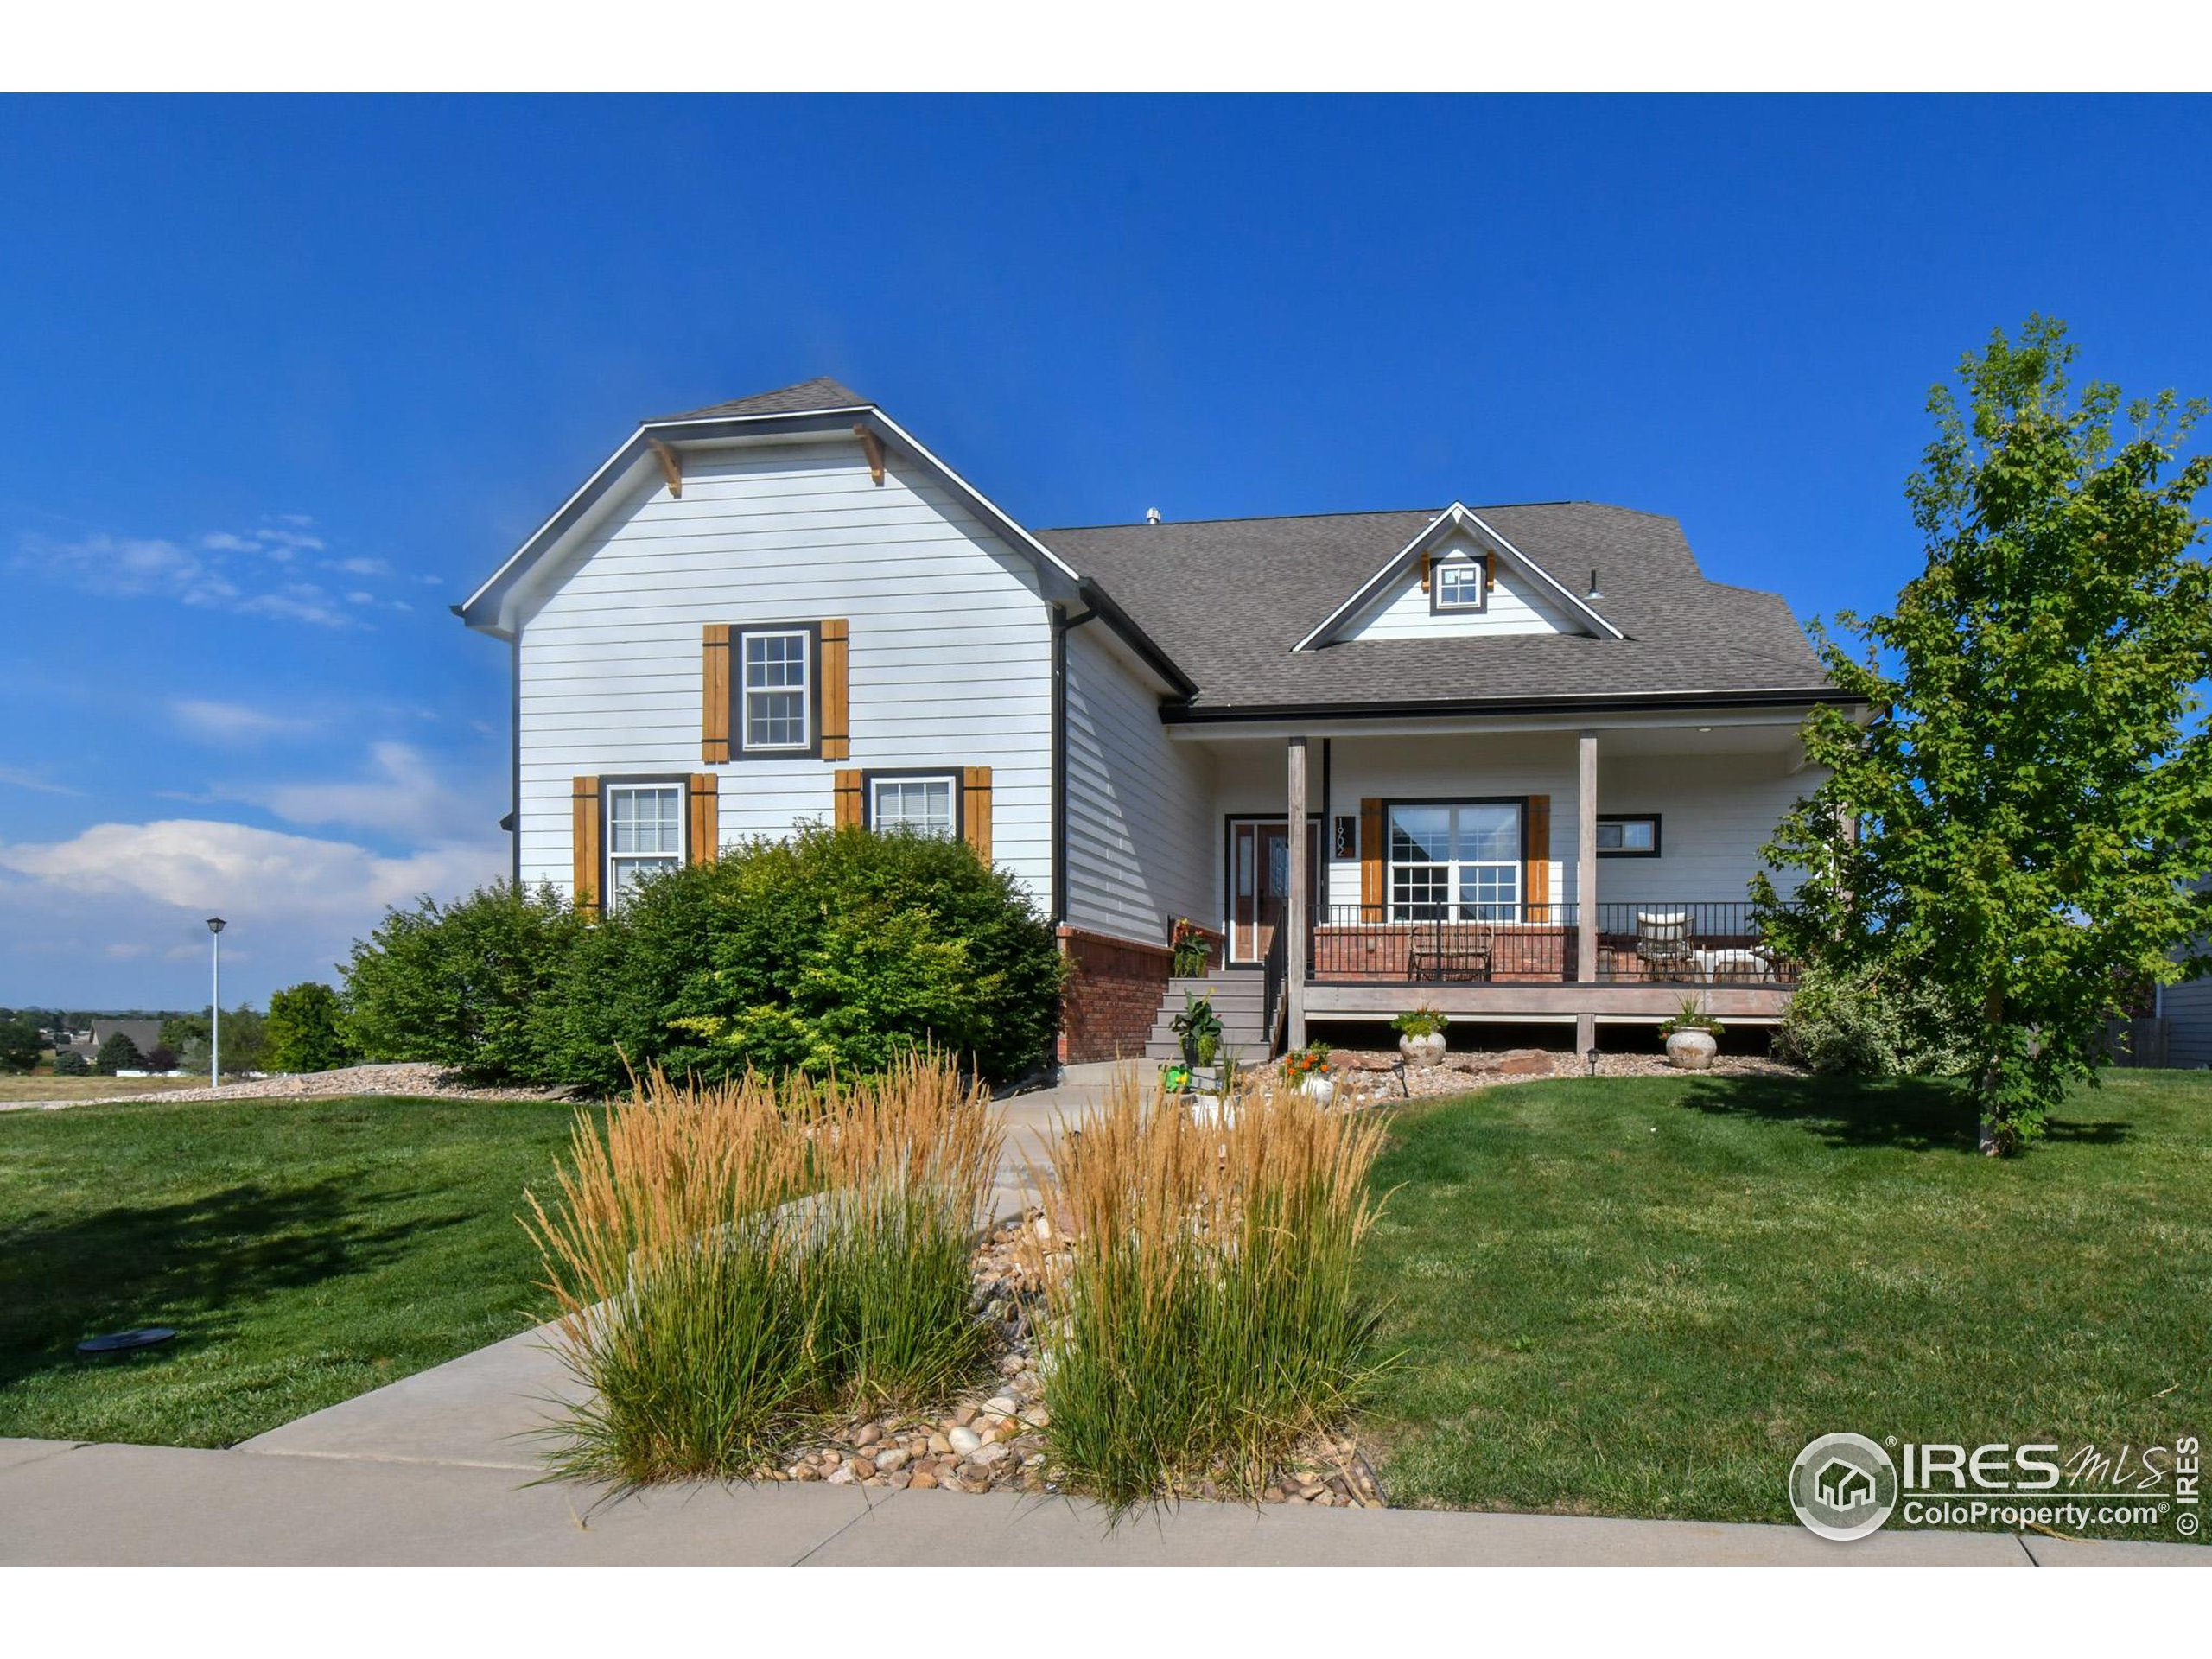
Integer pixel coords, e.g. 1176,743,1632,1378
1664,1028,1719,1070
1398,1031,1446,1066
1299,1075,1337,1107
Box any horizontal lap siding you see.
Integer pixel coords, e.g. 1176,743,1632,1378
1344,536,1575,640
1595,753,1813,908
2166,974,2212,1070
514,438,1052,905
1062,626,1211,945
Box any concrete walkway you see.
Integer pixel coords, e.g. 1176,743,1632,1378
4,1073,2197,1566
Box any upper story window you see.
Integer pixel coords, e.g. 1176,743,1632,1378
607,782,684,903
1432,554,1490,613
1597,815,1661,857
870,773,957,837
1389,800,1522,920
741,628,811,752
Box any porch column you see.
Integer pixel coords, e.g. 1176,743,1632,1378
1575,729,1599,1055
1287,734,1309,1050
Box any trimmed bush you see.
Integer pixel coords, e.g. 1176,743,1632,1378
265,981,354,1074
536,824,1064,1090
52,1050,90,1077
1774,961,1976,1076
342,882,583,1084
92,1033,144,1076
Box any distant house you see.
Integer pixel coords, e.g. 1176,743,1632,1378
58,1018,166,1067
2161,875,2212,1069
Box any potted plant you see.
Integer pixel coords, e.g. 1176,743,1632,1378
1171,991,1223,1067
1284,1041,1335,1105
1393,1004,1450,1066
1168,918,1211,978
1658,995,1724,1071
1160,1060,1192,1095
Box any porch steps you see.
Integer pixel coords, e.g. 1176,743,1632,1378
1142,972,1274,1065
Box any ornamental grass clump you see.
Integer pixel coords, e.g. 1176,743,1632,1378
1029,1071,1389,1510
524,1051,1001,1485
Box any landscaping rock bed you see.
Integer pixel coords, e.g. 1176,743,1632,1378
761,1212,1388,1507
1317,1045,1802,1105
5,1062,578,1110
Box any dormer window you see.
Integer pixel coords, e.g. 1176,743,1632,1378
1432,554,1490,614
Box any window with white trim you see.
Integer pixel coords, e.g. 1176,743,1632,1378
870,774,957,838
1433,555,1488,613
607,783,684,904
741,628,810,751
1389,801,1522,920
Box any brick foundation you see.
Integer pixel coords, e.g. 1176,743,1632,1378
1055,925,1191,1065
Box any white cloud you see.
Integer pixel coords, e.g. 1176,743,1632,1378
16,516,369,627
0,819,506,1002
0,764,82,797
217,741,498,842
327,556,392,577
170,698,323,744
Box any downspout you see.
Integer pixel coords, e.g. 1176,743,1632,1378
509,628,523,887
1052,604,1101,929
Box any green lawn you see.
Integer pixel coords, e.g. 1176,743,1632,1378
1360,1069,2211,1541
0,1095,587,1447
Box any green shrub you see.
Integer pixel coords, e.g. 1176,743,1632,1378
0,1016,42,1075
92,1033,144,1076
51,1049,90,1077
265,982,354,1074
341,881,582,1084
1775,961,1976,1076
537,825,1064,1090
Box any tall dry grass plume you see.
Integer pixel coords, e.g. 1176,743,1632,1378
1027,1071,1390,1510
525,1051,1002,1485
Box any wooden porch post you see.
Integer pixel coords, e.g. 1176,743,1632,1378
1576,729,1599,1055
1287,734,1309,1050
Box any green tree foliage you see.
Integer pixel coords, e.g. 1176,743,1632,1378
158,1013,209,1055
1758,319,2212,1153
340,881,585,1082
540,824,1065,1090
52,1049,90,1077
0,1015,44,1074
264,982,353,1074
214,1005,269,1075
92,1032,145,1076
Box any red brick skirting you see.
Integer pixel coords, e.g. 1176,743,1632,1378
1056,925,1197,1065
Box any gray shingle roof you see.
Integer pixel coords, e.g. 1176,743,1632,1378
1038,503,1837,714
652,377,871,423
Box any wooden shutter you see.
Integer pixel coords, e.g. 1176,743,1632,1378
702,625,732,763
819,619,849,760
571,776,602,918
962,766,993,863
1524,794,1551,912
686,773,719,865
1418,551,1432,591
833,768,863,829
1359,798,1385,913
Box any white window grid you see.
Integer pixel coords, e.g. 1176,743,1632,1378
607,783,685,904
1388,801,1522,921
742,629,810,751
871,775,957,838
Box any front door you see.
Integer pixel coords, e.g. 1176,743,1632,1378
1230,819,1322,965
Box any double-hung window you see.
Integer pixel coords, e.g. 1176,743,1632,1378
869,773,957,838
741,628,811,753
1388,801,1522,921
607,782,684,904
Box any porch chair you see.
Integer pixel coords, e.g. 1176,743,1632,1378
1408,918,1494,982
1634,912,1694,981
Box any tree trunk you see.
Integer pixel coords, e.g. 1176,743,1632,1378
1977,988,2005,1156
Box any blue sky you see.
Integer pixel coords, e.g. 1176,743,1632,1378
3,93,2208,1008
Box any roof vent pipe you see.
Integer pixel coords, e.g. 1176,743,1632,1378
1145,507,1162,525
1587,568,1603,600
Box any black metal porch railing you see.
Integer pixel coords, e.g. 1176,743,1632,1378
1304,900,1799,987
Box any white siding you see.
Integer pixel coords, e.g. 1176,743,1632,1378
512,435,1054,905
1343,535,1578,640
1061,624,1211,944
1192,732,1815,931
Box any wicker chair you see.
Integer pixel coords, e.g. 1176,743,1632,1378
1634,912,1694,981
1408,918,1494,982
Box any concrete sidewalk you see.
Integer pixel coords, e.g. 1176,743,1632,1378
3,1435,2197,1566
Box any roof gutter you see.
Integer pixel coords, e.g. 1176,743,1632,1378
1076,576,1198,700
1159,686,1863,725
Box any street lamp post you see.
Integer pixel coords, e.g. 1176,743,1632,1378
206,917,226,1086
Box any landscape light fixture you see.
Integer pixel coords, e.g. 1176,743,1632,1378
1586,1046,1600,1077
207,918,226,1085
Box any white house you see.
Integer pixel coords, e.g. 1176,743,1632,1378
459,378,1859,1065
